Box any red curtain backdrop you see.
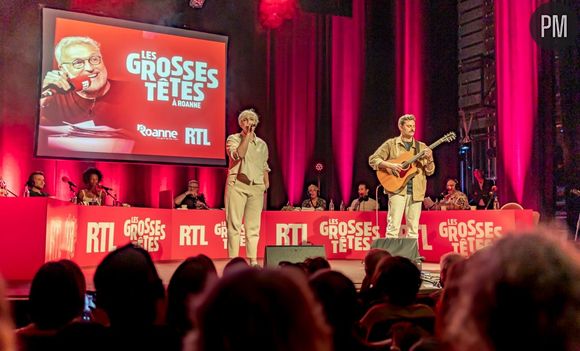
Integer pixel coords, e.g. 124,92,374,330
395,0,424,140
271,11,319,205
331,0,365,203
495,0,541,209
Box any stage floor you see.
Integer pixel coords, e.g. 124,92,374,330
5,260,440,298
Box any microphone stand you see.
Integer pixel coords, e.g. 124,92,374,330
485,193,495,210
104,188,120,206
68,185,77,203
3,187,18,197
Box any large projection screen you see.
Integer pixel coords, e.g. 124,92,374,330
36,8,228,166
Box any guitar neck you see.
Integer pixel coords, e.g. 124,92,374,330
401,138,446,167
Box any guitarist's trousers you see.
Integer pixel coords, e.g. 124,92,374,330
386,193,422,238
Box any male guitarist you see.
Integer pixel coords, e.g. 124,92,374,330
369,114,435,239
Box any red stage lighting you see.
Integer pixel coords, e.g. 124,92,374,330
189,0,206,9
259,0,297,29
315,162,324,173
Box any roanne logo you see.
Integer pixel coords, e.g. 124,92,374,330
137,124,178,140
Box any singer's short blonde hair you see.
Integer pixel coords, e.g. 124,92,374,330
238,109,259,125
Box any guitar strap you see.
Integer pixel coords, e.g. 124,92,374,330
408,140,420,181
407,139,419,182
414,140,419,156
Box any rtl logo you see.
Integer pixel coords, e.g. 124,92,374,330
179,225,208,246
276,223,308,245
86,222,116,253
185,128,211,145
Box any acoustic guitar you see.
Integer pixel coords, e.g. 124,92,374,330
377,132,456,194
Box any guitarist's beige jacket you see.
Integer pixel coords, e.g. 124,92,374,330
368,136,435,202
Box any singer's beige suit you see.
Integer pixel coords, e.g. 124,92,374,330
225,133,270,259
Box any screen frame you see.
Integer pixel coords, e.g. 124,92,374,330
35,7,229,167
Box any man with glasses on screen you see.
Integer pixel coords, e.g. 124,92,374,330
39,36,117,127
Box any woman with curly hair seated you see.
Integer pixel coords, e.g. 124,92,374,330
77,167,106,206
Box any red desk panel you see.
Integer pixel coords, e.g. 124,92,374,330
0,198,535,280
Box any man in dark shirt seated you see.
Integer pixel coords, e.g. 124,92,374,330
470,169,495,209
27,171,50,197
174,180,209,209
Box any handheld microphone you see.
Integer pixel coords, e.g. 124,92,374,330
437,192,446,201
41,75,91,98
61,176,77,188
99,184,113,191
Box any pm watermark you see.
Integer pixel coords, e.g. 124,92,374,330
530,2,578,50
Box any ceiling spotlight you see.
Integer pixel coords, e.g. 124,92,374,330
189,0,205,9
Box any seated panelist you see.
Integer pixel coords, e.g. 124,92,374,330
301,184,327,210
348,181,378,211
437,178,470,210
470,169,495,209
77,167,106,206
27,171,50,197
174,179,209,209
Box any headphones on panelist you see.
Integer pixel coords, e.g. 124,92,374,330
307,184,320,196
27,171,45,188
447,178,460,190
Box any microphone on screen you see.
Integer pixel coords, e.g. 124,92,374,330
41,75,91,98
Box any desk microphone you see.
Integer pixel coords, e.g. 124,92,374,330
61,176,77,188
